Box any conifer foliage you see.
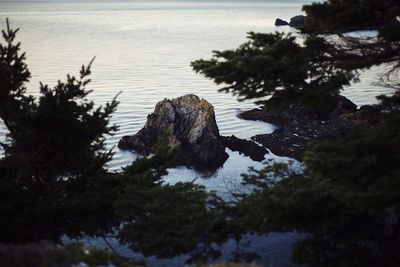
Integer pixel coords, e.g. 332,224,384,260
192,31,353,111
0,18,120,243
1,0,400,265
192,0,400,112
0,19,229,266
193,0,400,266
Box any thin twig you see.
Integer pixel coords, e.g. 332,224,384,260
102,236,121,256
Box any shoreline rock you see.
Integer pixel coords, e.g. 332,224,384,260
240,95,357,125
238,95,372,161
275,15,306,27
289,15,306,27
275,18,289,26
118,94,229,170
220,135,268,162
119,95,273,170
119,93,367,167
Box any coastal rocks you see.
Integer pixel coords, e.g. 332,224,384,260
118,94,228,170
220,135,268,162
119,93,363,165
275,15,306,27
239,92,357,125
239,95,361,161
274,18,289,26
251,119,351,161
289,15,306,27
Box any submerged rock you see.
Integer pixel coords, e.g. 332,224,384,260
118,94,228,170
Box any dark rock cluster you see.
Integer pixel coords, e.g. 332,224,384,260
119,92,368,167
275,15,306,27
239,95,378,161
220,135,268,162
275,18,289,26
239,95,357,125
119,94,273,170
289,15,306,27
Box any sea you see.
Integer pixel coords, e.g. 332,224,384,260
0,0,393,266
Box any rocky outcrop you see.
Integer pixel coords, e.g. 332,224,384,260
289,15,306,27
220,135,268,162
239,95,357,125
251,118,353,161
275,18,289,26
118,94,228,170
239,95,367,161
275,15,306,28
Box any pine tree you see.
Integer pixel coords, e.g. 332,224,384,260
192,0,400,266
0,18,121,242
0,19,229,265
192,0,400,112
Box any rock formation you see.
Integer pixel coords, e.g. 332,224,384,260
275,18,289,26
239,94,357,125
220,135,268,162
275,15,306,28
239,94,365,161
118,94,229,170
289,15,306,27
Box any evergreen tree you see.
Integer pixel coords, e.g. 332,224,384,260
0,18,120,243
114,135,230,264
0,19,229,265
192,0,400,112
234,94,400,265
193,0,400,266
192,31,354,111
2,0,400,264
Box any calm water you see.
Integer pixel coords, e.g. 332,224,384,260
0,0,392,266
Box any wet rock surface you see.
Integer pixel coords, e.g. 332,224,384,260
220,135,268,162
118,94,229,170
239,95,373,161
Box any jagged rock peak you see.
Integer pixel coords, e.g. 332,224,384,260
118,94,228,170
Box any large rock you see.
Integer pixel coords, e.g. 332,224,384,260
118,94,228,170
